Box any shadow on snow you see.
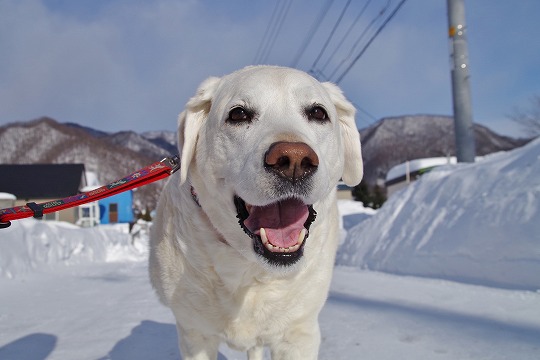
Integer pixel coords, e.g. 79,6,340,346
98,320,229,360
327,290,540,345
0,333,57,360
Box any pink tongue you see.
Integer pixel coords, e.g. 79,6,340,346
243,198,309,249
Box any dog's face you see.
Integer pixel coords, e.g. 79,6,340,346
177,66,362,269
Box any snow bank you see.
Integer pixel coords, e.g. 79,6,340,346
337,138,540,290
2,136,539,291
337,200,377,244
386,156,457,182
0,219,147,279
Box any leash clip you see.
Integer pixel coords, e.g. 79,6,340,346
26,202,44,218
162,155,181,175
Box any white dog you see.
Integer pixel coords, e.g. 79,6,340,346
149,65,363,360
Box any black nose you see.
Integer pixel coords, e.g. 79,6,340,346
264,142,319,183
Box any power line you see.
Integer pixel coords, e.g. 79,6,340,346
290,0,335,68
310,0,353,72
328,0,391,80
253,1,282,64
253,0,293,64
259,0,293,64
335,0,408,84
353,101,379,124
320,0,374,74
334,97,379,128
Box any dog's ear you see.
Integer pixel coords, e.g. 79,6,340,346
322,82,363,186
178,76,221,184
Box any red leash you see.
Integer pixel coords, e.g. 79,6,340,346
0,155,180,229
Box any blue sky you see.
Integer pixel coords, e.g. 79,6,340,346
1,0,539,137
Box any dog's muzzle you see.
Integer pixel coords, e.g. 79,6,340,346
233,141,320,266
264,141,319,185
234,196,317,266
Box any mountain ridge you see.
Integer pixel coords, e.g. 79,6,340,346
0,117,165,209
359,114,530,185
0,115,532,209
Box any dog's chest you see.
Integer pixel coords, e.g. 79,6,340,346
216,278,304,348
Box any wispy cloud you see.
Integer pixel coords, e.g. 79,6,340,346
0,0,539,137
0,0,261,132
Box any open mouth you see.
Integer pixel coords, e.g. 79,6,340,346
234,196,317,266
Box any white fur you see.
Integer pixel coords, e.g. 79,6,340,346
149,66,363,360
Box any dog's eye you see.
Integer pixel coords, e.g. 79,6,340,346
307,106,329,122
228,107,252,123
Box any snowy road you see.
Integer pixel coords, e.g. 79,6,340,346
2,139,539,359
1,259,539,360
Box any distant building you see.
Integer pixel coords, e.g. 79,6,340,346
0,165,134,226
76,189,134,227
98,190,134,224
0,192,16,209
77,185,101,227
0,164,87,223
77,171,134,226
385,157,457,197
337,181,354,200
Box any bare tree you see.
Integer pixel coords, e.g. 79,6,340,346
508,95,540,137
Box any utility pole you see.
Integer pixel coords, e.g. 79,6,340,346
447,0,476,162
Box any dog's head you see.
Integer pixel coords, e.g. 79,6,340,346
177,66,362,268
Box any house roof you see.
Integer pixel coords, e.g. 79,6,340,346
0,164,86,199
385,157,457,184
0,192,16,200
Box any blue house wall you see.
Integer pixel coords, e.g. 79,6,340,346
98,190,134,224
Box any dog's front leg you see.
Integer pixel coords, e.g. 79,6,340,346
269,321,321,360
177,323,220,360
247,345,264,360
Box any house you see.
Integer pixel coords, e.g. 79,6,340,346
76,172,134,227
76,190,134,227
98,190,134,224
337,181,354,200
0,164,87,223
76,187,101,227
0,165,135,226
385,157,457,197
0,192,16,209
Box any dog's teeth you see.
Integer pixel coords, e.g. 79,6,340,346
260,228,306,253
297,228,307,245
260,228,275,251
260,228,268,244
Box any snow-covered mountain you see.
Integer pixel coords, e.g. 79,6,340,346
64,123,177,160
142,130,177,147
0,115,531,210
360,115,530,185
104,131,173,160
141,130,178,157
0,117,168,209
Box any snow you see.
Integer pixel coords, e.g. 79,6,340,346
141,130,177,147
0,192,16,200
84,171,101,188
337,137,540,290
2,261,539,360
0,220,146,279
385,156,457,182
1,139,540,359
